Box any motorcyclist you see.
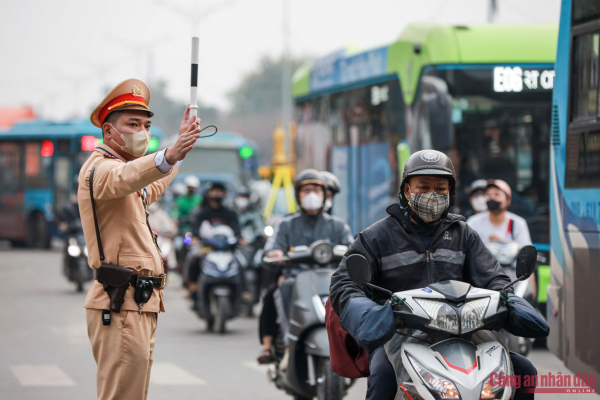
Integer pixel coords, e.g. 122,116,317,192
191,182,240,239
321,170,341,213
467,179,532,246
329,150,538,400
173,175,202,225
257,169,353,367
184,182,241,297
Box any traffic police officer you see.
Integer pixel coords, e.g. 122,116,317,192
78,78,201,400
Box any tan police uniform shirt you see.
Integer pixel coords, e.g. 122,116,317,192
78,143,178,313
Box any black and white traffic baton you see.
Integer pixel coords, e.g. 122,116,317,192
190,36,199,119
189,36,218,138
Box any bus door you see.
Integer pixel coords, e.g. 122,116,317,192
0,142,25,240
53,139,73,216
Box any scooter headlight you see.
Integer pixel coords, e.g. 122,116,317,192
414,299,459,334
461,297,490,333
264,225,274,237
406,353,460,399
480,351,506,399
68,245,81,257
313,243,333,265
83,246,89,257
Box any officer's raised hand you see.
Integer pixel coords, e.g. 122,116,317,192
165,105,201,164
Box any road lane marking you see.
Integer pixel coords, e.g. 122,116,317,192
242,361,269,374
10,365,76,387
150,362,206,385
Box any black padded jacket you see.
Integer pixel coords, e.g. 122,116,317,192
330,203,513,318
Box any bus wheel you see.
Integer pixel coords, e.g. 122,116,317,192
26,212,48,249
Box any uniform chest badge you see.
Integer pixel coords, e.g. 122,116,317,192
443,231,451,241
132,85,144,97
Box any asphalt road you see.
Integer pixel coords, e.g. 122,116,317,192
0,250,596,400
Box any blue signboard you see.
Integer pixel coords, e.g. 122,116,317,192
310,47,389,93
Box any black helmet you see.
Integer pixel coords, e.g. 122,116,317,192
294,169,326,204
399,150,456,208
204,181,227,194
321,171,341,195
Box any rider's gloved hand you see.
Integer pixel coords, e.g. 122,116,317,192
339,297,395,352
502,293,550,339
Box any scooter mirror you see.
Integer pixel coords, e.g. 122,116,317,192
516,245,537,281
346,254,371,286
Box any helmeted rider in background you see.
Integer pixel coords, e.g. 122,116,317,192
234,187,265,245
257,169,353,368
329,150,538,400
173,175,202,224
321,170,341,214
184,182,241,298
191,182,240,239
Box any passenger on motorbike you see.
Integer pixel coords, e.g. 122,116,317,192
464,178,488,218
234,187,265,245
321,171,341,214
329,150,538,400
257,169,353,368
466,179,532,246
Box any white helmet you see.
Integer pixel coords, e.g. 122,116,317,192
184,175,200,189
171,182,187,196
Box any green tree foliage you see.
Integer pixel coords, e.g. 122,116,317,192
227,56,307,116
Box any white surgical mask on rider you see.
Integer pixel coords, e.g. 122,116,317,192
471,195,488,212
301,192,324,211
324,199,333,212
235,197,249,210
110,124,150,157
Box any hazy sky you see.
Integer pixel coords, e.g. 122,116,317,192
0,0,561,121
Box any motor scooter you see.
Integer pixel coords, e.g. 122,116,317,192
62,220,94,292
238,225,266,316
344,246,539,400
263,241,351,400
195,225,245,334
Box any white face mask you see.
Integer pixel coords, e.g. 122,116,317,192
110,124,150,157
301,192,324,211
235,197,249,210
471,195,488,212
324,199,333,212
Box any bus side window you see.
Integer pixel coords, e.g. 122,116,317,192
25,142,51,188
566,29,600,188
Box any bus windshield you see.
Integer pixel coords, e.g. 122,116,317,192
178,147,248,181
421,66,554,244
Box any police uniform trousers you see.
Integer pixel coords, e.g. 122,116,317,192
86,309,158,400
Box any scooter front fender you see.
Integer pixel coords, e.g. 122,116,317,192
304,327,329,357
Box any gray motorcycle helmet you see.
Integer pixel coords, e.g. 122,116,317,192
399,150,457,209
321,171,341,195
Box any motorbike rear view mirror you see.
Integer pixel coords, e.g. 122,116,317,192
516,245,537,280
346,254,371,286
346,254,395,298
502,245,537,291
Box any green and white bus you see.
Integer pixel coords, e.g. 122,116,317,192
293,23,557,256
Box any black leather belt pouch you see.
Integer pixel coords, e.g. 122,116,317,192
133,276,154,306
97,264,134,313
